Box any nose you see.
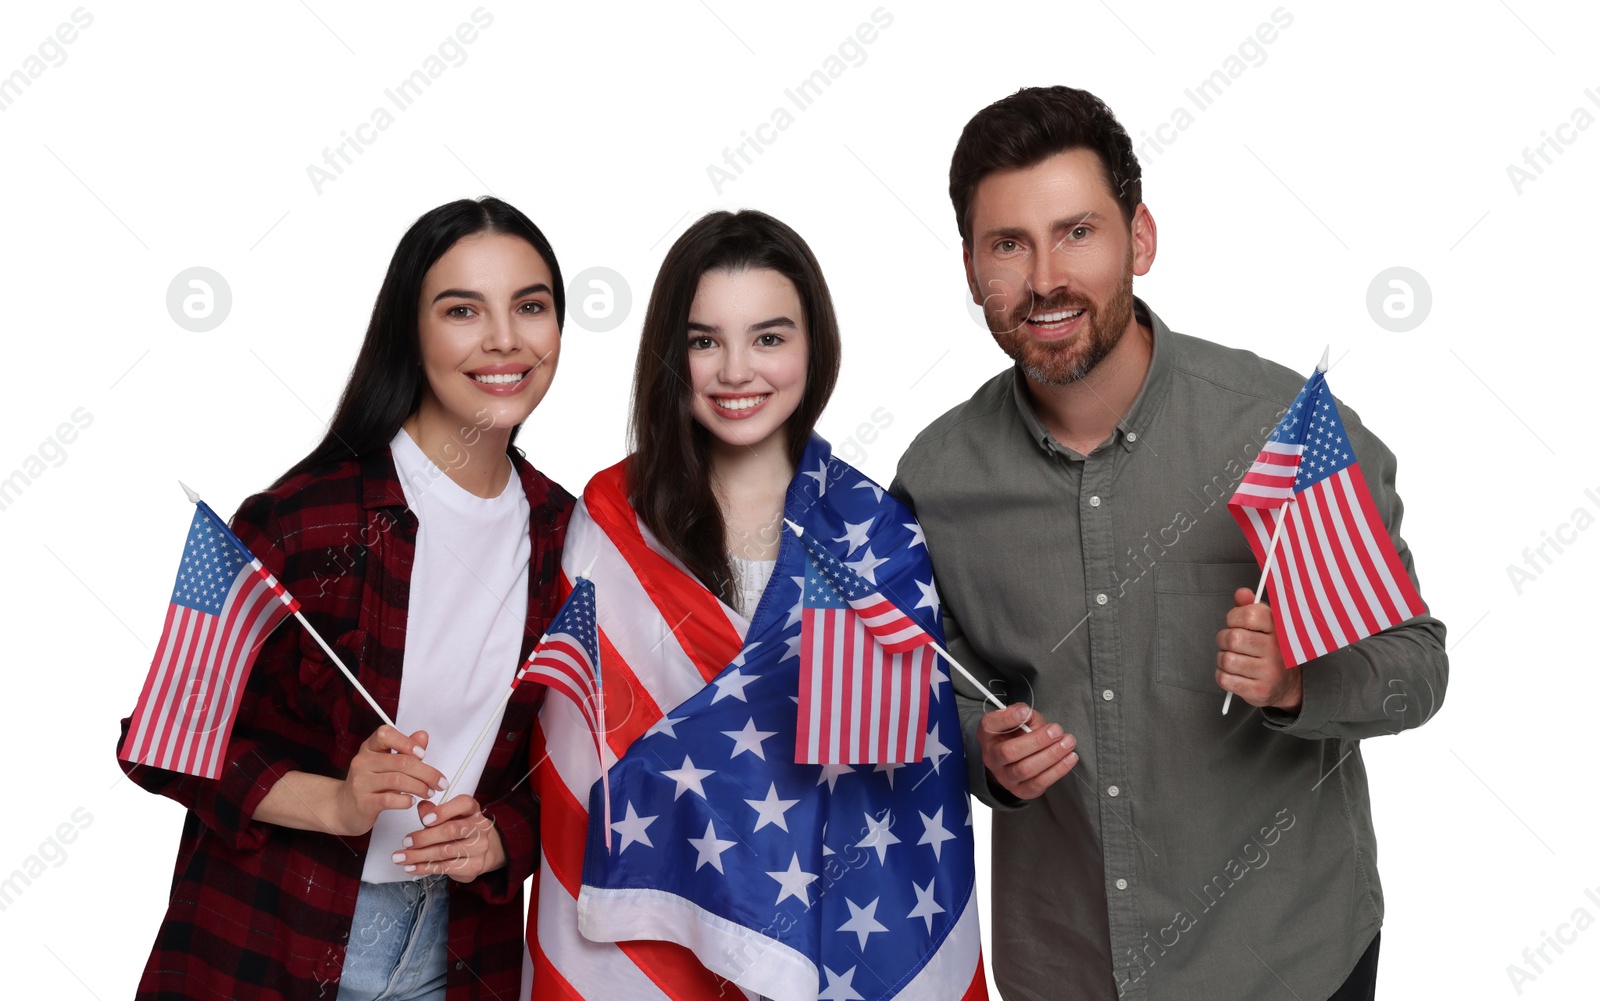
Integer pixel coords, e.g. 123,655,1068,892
481,308,517,352
719,342,754,385
1028,249,1069,304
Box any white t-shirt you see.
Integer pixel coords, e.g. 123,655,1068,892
361,428,532,882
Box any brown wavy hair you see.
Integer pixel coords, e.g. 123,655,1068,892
627,210,841,603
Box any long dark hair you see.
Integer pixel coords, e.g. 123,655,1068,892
628,209,841,603
273,197,566,488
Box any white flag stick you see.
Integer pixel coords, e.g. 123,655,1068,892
930,640,1032,734
181,481,396,731
784,519,1032,734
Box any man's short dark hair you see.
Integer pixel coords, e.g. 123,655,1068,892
949,86,1142,246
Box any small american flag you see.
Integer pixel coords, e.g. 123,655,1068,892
520,576,605,751
121,503,299,779
1229,362,1426,668
793,525,936,765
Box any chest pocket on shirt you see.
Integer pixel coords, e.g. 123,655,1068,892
292,627,369,732
1153,562,1260,695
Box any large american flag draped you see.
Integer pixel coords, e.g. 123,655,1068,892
792,524,936,765
121,503,299,779
1228,362,1427,668
529,436,985,1001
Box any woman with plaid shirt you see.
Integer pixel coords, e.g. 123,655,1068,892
117,197,574,1000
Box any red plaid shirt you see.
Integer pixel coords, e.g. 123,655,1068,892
117,446,573,1000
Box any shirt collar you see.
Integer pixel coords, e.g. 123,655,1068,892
360,441,536,509
1010,296,1174,457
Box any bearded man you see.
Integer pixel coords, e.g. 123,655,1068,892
889,86,1447,1001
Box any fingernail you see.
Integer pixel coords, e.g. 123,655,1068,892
1046,724,1062,739
412,745,426,758
1014,705,1029,720
402,836,413,848
423,813,438,826
404,864,417,873
392,852,406,863
1060,737,1074,750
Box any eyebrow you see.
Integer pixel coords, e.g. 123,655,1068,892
430,283,552,305
686,316,798,335
978,212,1104,242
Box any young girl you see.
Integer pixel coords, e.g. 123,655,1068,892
118,197,574,1000
526,211,987,1000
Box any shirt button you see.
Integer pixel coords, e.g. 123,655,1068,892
1089,495,1101,507
1108,785,1120,797
1095,593,1108,605
505,731,516,741
455,960,465,970
1102,689,1114,701
1115,878,1128,890
1126,431,1138,443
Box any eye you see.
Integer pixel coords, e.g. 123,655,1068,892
689,335,716,350
445,304,476,319
1068,225,1090,240
518,300,546,314
995,239,1020,254
755,333,784,347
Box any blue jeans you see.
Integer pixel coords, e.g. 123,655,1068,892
335,876,450,1001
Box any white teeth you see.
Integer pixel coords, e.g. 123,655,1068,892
1031,309,1084,324
472,372,526,385
716,395,769,411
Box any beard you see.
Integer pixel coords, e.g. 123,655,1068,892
985,252,1136,386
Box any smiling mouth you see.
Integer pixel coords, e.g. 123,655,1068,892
470,371,530,386
1027,308,1085,328
711,394,770,411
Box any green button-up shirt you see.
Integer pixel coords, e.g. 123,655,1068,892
890,300,1447,1001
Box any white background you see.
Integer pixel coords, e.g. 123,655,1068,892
1,1,1596,997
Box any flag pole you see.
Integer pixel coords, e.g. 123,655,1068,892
180,481,397,732
1221,346,1326,716
784,520,1032,735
